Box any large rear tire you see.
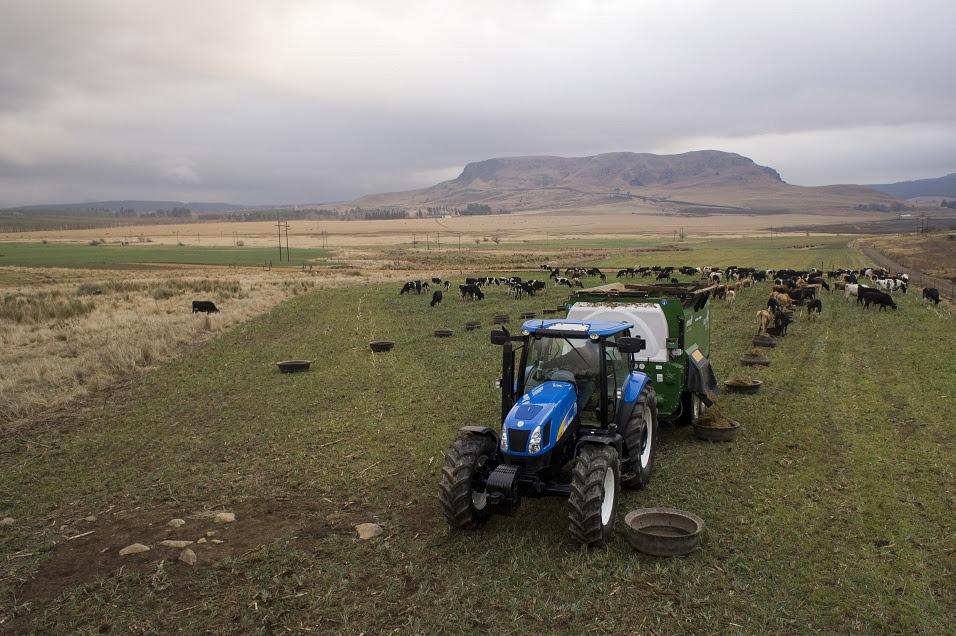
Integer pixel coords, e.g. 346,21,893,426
621,387,659,489
568,445,620,546
438,435,496,530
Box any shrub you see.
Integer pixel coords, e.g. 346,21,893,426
0,293,95,323
151,287,178,300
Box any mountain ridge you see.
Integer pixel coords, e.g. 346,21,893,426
867,173,956,199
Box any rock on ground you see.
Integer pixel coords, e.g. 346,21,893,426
119,543,150,556
159,540,194,548
0,517,15,527
355,523,384,540
179,548,197,566
213,512,236,524
167,518,186,528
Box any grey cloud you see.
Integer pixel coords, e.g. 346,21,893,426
0,0,954,206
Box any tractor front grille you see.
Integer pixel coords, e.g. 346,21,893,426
507,428,530,452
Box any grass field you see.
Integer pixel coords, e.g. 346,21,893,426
1,238,953,634
0,243,330,269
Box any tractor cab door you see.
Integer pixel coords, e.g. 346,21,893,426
602,333,631,423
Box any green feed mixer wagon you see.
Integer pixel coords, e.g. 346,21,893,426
567,282,719,424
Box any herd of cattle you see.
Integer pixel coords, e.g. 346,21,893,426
395,265,945,325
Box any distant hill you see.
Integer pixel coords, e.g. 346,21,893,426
352,150,899,214
2,200,251,215
867,173,956,200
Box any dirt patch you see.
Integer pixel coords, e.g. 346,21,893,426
11,498,346,606
10,492,438,613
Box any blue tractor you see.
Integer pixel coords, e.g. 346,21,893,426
438,319,657,546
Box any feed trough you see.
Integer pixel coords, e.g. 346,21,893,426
493,314,510,325
369,340,394,353
542,308,560,315
519,311,537,319
724,378,763,394
463,321,481,331
555,305,567,312
751,334,777,348
434,329,454,338
624,508,705,556
275,360,312,373
740,351,770,366
693,417,740,442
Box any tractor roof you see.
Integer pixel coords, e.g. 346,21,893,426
521,319,632,337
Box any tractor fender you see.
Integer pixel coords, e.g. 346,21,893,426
458,425,499,443
575,432,622,456
614,371,653,431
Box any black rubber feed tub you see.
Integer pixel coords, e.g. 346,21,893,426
276,360,312,373
693,419,741,442
624,508,705,556
493,315,510,325
520,311,536,319
369,341,394,353
724,379,763,394
740,353,770,366
751,335,777,348
464,321,481,331
434,329,454,338
542,308,560,315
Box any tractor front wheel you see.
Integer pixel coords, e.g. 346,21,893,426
438,434,496,530
568,445,620,546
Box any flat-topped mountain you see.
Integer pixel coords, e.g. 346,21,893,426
352,150,897,213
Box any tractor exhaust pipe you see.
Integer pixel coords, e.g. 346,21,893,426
500,328,516,424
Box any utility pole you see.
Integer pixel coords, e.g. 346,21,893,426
276,218,284,262
284,221,291,262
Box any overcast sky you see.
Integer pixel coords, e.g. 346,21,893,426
1,0,954,206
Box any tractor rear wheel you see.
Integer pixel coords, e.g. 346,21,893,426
621,387,658,489
568,445,620,546
438,434,496,530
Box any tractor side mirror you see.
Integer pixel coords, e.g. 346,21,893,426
617,336,647,354
490,329,509,345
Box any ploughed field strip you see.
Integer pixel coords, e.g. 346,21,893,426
1,240,953,634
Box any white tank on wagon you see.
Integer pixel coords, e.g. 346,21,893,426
566,302,670,363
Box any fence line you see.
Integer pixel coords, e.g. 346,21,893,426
860,244,956,302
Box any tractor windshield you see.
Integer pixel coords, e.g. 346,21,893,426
524,336,600,411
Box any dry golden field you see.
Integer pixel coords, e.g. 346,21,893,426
0,206,884,248
0,267,399,429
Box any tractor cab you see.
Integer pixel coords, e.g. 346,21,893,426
499,321,645,454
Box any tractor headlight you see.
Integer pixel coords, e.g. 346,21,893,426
528,425,543,454
500,427,509,451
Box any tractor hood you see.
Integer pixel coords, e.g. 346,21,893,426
502,381,578,456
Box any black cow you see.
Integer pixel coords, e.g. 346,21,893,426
862,289,897,310
807,298,822,319
773,311,793,335
459,284,484,300
430,290,443,307
192,300,219,313
923,288,941,305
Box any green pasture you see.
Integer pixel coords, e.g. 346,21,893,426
1,239,953,634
